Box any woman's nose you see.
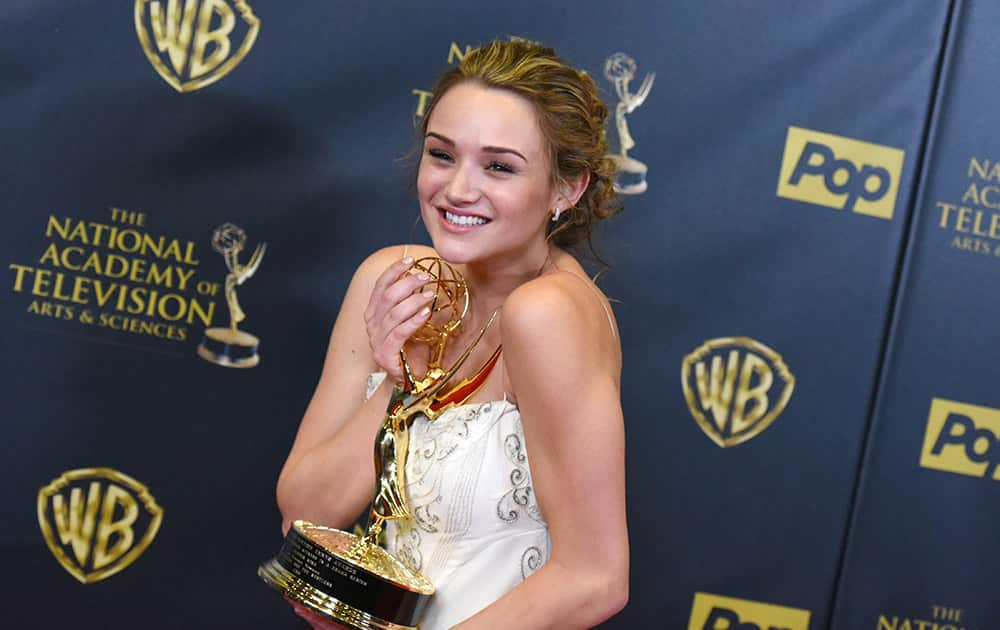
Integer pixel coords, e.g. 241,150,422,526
444,164,479,205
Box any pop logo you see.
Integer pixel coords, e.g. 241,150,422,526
920,398,1000,481
777,126,905,220
681,337,795,448
135,0,260,93
688,592,811,630
37,468,163,583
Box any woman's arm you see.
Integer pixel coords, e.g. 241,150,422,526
276,244,435,534
454,273,629,629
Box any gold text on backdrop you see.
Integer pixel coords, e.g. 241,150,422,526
934,156,1000,259
877,604,975,630
920,397,1000,481
8,208,215,347
777,126,904,220
687,592,811,630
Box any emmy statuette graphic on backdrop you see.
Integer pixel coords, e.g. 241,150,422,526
259,258,502,630
604,52,655,194
197,223,266,368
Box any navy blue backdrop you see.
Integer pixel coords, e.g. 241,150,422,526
2,1,994,628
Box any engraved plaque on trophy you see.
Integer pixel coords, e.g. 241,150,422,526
259,257,501,629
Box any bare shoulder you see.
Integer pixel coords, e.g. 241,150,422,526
321,243,438,369
502,270,617,341
501,270,621,377
354,243,437,283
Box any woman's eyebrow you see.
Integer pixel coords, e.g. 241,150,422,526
425,131,454,145
483,146,527,163
426,132,528,163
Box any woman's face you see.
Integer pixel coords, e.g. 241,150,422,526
417,82,560,270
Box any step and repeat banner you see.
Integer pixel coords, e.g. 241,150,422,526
831,1,999,629
1,1,992,628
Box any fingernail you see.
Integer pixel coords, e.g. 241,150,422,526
422,290,434,298
418,273,431,281
401,256,414,264
420,306,431,316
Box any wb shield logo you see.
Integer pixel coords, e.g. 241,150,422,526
135,0,260,93
37,468,163,583
777,126,904,220
920,398,1000,481
682,338,795,448
688,592,811,630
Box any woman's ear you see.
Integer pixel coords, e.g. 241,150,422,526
554,171,591,212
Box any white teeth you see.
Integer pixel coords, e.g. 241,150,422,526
444,211,487,226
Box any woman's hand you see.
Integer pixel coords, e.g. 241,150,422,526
287,598,352,630
363,257,434,383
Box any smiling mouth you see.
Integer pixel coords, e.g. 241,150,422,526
442,209,489,227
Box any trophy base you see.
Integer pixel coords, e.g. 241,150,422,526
197,327,260,368
612,155,648,194
259,521,433,630
259,560,414,630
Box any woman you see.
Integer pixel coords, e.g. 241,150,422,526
276,39,628,629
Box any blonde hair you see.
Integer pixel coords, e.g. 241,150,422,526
421,39,620,253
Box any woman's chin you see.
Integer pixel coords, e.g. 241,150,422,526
426,239,478,265
434,251,477,268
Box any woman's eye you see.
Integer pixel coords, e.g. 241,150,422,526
486,160,515,174
427,149,452,161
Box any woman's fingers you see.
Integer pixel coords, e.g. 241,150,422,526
385,302,432,348
374,298,432,373
366,262,430,331
379,270,431,315
370,284,434,348
289,600,350,629
362,258,439,377
364,257,417,323
367,263,432,336
385,288,434,333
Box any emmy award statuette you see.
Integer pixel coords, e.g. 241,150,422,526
604,52,655,194
197,223,266,368
259,258,502,630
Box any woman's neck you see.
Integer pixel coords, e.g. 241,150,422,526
461,243,556,320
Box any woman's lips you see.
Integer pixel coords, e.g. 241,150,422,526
438,207,490,231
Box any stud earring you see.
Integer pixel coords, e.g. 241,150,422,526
551,207,561,222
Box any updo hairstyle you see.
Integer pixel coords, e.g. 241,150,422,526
420,39,620,253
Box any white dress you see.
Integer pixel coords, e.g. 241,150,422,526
375,390,551,629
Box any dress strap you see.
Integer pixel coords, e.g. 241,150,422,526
562,271,618,342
